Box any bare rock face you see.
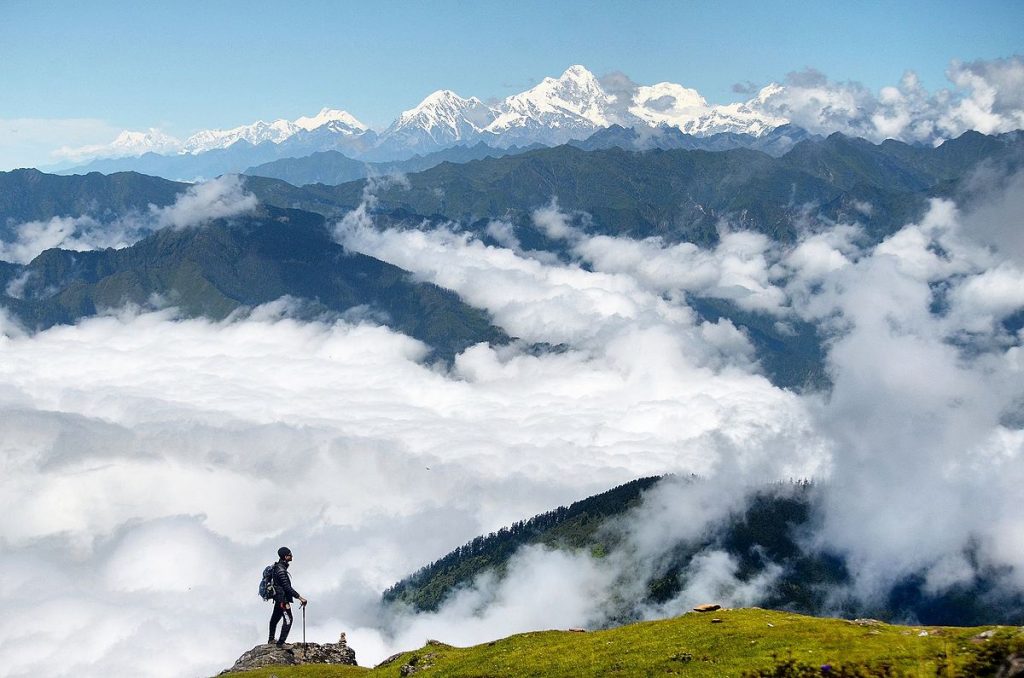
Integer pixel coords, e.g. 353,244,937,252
220,632,357,674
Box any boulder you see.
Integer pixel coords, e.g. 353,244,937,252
850,618,883,627
220,632,357,673
692,603,721,613
972,629,999,643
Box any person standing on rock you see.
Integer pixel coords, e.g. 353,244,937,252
268,547,307,649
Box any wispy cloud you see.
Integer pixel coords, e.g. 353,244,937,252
0,175,256,264
0,117,122,170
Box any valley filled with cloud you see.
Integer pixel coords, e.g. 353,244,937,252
1,163,1021,675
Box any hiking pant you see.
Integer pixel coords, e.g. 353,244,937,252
268,602,293,644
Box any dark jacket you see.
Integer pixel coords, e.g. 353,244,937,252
272,560,301,604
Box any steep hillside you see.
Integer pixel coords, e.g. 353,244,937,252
0,205,506,359
382,477,1024,628
383,476,662,612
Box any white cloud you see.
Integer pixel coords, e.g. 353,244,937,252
749,56,1024,143
0,175,255,264
0,285,819,674
150,174,257,231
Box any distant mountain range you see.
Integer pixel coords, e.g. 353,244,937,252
239,124,820,187
5,129,1021,388
243,130,1024,247
59,65,799,178
63,123,819,185
242,142,544,187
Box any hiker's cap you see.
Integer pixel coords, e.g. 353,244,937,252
278,546,292,558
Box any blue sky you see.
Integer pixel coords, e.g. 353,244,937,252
1,0,1022,167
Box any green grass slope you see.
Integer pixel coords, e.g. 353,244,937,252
223,608,1021,677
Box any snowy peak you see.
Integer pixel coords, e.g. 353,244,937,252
294,108,367,133
392,90,495,131
183,119,296,153
375,89,498,155
628,81,786,136
182,108,369,153
629,82,709,126
110,128,181,151
53,128,183,163
487,65,618,140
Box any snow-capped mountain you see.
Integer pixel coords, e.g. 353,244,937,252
54,128,182,163
61,65,791,171
61,109,371,164
484,64,619,145
629,82,710,127
182,109,369,154
374,90,496,158
374,65,786,151
182,119,297,153
293,108,368,134
628,81,787,136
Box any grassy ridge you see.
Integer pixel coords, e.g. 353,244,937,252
223,608,1017,677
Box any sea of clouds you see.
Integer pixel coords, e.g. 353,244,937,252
0,167,1022,676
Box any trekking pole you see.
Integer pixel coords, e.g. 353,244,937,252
302,603,306,659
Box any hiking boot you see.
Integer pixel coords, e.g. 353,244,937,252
276,642,294,651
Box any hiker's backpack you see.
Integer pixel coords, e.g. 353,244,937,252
259,564,277,601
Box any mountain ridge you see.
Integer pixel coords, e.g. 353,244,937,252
0,204,507,359
59,65,792,171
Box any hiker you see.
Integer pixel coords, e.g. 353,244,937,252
268,546,308,649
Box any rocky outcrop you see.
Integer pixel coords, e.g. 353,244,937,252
220,633,357,674
376,639,451,676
